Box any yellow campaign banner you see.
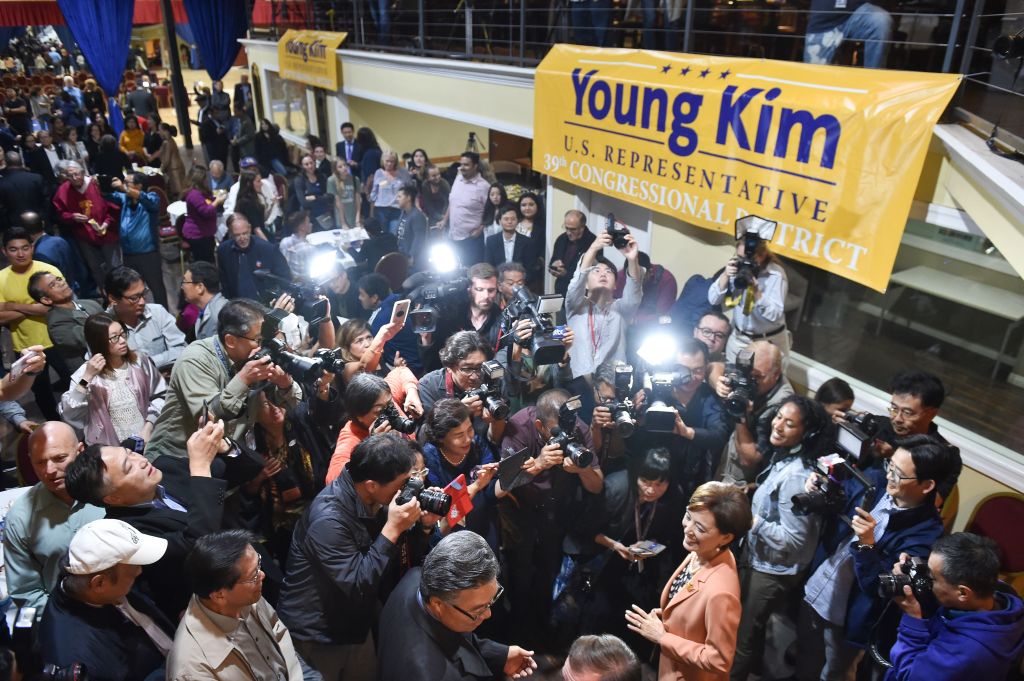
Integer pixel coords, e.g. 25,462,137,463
533,45,961,291
277,30,347,90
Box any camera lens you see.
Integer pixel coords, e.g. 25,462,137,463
566,442,594,468
418,488,452,516
485,395,510,420
613,409,635,437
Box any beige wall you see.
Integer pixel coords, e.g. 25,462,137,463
346,96,489,163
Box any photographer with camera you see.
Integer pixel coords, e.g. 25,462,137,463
278,433,442,681
565,220,644,413
418,331,508,444
627,338,731,503
326,373,417,483
886,533,1024,681
731,396,830,681
797,434,959,681
419,263,504,372
715,340,794,485
500,389,603,649
708,218,789,363
145,299,304,462
549,210,596,297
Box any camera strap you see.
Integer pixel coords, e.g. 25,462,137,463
588,303,605,354
212,338,235,377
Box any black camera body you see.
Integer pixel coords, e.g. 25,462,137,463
792,453,878,526
314,347,347,374
643,367,692,433
722,350,755,420
878,557,933,599
404,270,470,334
547,396,594,467
462,360,510,420
253,270,329,325
605,364,636,437
605,213,630,249
733,230,764,290
373,402,417,434
504,286,566,366
396,476,452,516
250,309,324,384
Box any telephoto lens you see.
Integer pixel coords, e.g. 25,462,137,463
396,477,453,515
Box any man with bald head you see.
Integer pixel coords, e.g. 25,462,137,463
3,421,104,609
714,339,794,484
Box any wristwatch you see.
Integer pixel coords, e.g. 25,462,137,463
854,542,875,553
77,378,89,389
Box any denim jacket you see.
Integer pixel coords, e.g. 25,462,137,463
747,452,821,575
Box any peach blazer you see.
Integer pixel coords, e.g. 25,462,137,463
657,547,742,681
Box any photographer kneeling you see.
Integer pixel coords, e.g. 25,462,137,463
419,331,508,445
145,299,303,462
886,533,1024,680
278,433,442,681
797,434,959,681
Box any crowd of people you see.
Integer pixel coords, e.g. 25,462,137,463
0,48,1021,681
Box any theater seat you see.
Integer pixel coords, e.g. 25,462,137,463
375,252,410,294
965,492,1024,591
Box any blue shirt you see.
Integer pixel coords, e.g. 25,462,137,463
32,233,94,296
368,293,423,373
113,191,159,254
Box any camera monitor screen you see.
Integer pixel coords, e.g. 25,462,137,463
837,422,867,457
537,294,563,315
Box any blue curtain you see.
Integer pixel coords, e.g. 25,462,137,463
56,0,134,134
182,0,247,81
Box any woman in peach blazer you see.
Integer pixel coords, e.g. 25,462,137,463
626,482,753,681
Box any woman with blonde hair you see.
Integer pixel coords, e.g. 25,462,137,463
368,150,411,234
625,481,753,681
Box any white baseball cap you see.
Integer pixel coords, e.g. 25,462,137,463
66,519,168,575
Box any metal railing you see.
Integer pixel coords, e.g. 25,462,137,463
251,0,1024,145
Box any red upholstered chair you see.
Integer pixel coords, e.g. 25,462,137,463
965,492,1024,592
375,252,411,293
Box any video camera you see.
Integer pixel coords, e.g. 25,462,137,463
722,349,756,420
397,476,452,516
403,244,470,334
603,364,637,437
836,411,890,467
250,308,324,383
547,395,594,467
791,449,878,527
253,270,329,326
732,215,778,290
461,359,510,420
644,367,692,433
605,213,630,249
503,286,567,365
372,402,417,434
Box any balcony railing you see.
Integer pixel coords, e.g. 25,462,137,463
251,0,1024,147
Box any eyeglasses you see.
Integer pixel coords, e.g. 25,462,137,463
237,556,263,585
887,404,919,419
456,365,483,376
697,327,728,342
181,278,196,286
884,460,917,483
108,331,128,343
121,288,150,304
448,584,503,622
411,467,429,479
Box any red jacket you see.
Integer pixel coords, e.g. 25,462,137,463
52,178,119,246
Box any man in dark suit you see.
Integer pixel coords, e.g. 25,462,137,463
335,121,361,175
377,531,537,681
233,73,254,119
484,202,541,283
0,152,47,228
549,209,597,296
63,421,231,619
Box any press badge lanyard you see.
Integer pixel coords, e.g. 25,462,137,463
213,338,236,377
633,501,657,574
588,303,605,354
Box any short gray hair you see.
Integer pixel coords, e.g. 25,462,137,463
420,532,498,602
566,635,640,681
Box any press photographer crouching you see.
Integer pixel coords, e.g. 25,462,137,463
796,434,960,681
326,373,418,483
376,532,537,681
418,331,509,444
715,340,794,485
500,389,603,650
885,533,1024,680
145,299,303,462
278,433,443,681
627,336,731,502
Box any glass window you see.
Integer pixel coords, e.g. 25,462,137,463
792,219,1024,451
265,69,309,139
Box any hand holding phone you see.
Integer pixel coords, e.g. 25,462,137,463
198,399,210,428
9,349,41,380
390,299,411,326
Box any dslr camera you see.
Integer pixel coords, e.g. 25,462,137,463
603,364,637,437
547,395,594,467
643,367,693,433
253,270,329,325
250,309,325,383
503,286,567,366
397,476,452,516
791,452,878,527
462,360,510,420
373,402,417,434
878,556,933,599
732,215,777,290
313,347,347,374
722,349,756,420
605,213,630,249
